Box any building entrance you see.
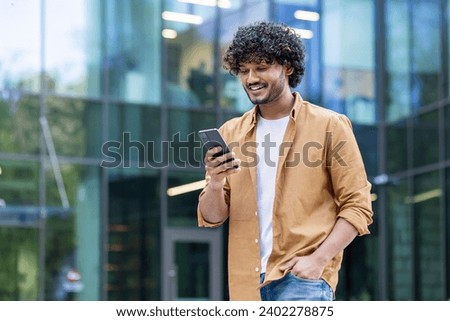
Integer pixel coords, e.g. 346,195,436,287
162,228,223,300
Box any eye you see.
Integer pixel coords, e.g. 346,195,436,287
239,69,249,74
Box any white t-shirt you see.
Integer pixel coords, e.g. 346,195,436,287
256,114,289,273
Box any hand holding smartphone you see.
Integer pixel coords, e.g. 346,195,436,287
198,128,230,157
198,128,238,168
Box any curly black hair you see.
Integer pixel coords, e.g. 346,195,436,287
223,21,306,88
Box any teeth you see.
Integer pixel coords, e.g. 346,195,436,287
249,85,264,90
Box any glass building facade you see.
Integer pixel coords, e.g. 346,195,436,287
0,0,448,300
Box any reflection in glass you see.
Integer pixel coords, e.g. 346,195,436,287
106,0,162,104
45,164,101,300
385,0,410,122
45,0,101,97
386,0,440,120
338,178,378,300
413,171,442,300
45,210,77,300
175,242,209,299
0,160,40,300
322,0,375,125
387,179,412,300
410,0,440,109
168,171,205,227
275,0,321,102
413,111,438,168
219,0,269,111
0,160,39,211
108,169,161,300
352,124,377,177
0,0,40,93
0,228,39,300
386,120,408,173
163,0,216,108
168,109,215,168
47,97,102,158
108,104,161,167
0,95,40,155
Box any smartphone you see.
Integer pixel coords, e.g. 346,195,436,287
198,128,239,168
198,128,231,158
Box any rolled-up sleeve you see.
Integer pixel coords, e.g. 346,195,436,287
328,115,373,235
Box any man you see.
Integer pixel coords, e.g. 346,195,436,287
197,21,373,301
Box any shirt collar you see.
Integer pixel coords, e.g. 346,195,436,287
249,92,303,126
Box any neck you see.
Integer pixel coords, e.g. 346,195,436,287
258,91,295,120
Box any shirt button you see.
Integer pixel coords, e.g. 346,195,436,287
255,267,259,272
255,239,258,243
255,211,258,216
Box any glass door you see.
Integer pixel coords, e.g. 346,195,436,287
162,228,223,300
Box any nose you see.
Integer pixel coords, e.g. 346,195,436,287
247,69,259,84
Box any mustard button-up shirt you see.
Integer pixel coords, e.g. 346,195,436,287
198,93,373,300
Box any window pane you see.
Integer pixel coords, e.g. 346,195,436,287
413,171,442,300
275,0,321,102
107,104,161,168
45,0,101,97
387,179,413,300
45,164,101,300
168,171,205,227
385,0,410,122
0,160,40,300
353,124,377,177
0,227,39,300
386,0,441,120
168,109,215,169
0,0,40,93
386,120,408,173
413,111,439,167
410,0,440,109
0,160,40,218
163,0,216,108
322,0,376,125
106,0,162,104
47,97,102,158
108,168,161,300
337,183,378,301
0,95,40,155
219,1,270,111
175,242,209,299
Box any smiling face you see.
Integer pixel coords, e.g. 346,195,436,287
238,61,292,106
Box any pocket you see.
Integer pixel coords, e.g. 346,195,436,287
287,273,334,301
288,272,323,283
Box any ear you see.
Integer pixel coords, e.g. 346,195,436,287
284,63,294,76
